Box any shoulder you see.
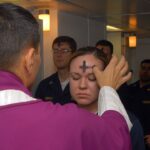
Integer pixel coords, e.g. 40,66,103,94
35,102,101,127
0,101,131,150
1,100,128,130
143,83,150,90
38,73,58,86
127,111,144,135
127,111,139,124
129,81,140,88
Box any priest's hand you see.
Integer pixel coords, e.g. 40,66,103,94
93,55,132,90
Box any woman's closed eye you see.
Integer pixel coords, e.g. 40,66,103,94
70,73,81,80
88,74,96,81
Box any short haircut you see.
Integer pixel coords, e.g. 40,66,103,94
0,3,40,70
95,40,113,54
141,59,150,65
69,46,107,70
52,36,77,53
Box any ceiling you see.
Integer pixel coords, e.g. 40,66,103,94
1,0,150,38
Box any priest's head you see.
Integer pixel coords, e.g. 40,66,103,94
0,3,41,89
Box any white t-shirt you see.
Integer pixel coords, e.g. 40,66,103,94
60,79,69,91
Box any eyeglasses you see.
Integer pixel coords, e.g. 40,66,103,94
53,48,72,54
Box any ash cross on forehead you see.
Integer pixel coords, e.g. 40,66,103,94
79,60,95,73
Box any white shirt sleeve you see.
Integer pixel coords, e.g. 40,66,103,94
98,86,132,131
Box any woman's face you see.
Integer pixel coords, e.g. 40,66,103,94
69,54,104,107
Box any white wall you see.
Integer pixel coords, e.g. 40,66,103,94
107,32,122,58
88,18,106,46
58,11,88,47
58,11,106,48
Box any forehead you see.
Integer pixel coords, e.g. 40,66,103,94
70,54,104,72
53,42,70,48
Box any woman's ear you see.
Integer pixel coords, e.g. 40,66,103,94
24,48,35,75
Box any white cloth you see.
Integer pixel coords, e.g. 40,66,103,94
98,86,132,130
60,79,69,91
0,89,36,106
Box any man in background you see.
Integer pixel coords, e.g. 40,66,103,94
96,39,113,62
95,39,131,108
35,36,77,104
129,59,150,150
96,39,145,150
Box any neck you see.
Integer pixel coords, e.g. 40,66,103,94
79,101,98,114
57,68,69,82
12,64,32,90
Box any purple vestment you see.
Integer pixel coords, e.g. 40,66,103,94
0,71,131,150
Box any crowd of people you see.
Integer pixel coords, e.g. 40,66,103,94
0,2,149,150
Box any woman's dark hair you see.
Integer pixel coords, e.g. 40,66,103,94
95,40,113,55
52,36,77,52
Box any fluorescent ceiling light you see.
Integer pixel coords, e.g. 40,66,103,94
106,25,122,31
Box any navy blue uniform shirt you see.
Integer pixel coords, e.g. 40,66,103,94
129,81,150,135
35,73,74,105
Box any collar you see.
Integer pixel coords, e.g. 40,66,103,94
0,71,36,106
